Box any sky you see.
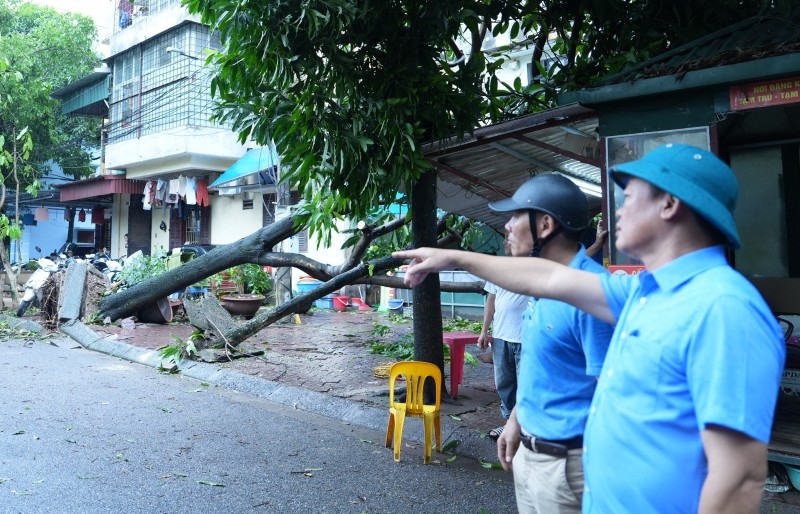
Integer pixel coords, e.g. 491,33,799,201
28,0,115,55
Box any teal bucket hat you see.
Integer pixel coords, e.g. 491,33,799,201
610,143,741,249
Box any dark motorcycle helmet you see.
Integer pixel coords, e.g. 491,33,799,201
488,173,589,232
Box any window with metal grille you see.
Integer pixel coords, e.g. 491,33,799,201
185,208,201,244
297,229,308,252
261,191,307,251
108,23,223,143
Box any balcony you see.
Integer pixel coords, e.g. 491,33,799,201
111,0,200,57
114,0,183,33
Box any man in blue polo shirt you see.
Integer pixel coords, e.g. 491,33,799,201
394,144,785,513
485,174,613,513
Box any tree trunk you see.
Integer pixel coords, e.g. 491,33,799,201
411,170,446,399
98,210,487,323
0,238,20,308
97,216,297,321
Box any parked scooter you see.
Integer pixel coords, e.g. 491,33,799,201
102,258,123,284
16,258,60,317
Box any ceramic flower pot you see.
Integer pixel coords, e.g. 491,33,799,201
220,294,264,319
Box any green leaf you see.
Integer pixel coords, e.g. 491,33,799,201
478,458,504,470
442,439,459,452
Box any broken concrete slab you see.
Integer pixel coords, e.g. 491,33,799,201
59,262,88,322
184,295,241,344
0,314,44,333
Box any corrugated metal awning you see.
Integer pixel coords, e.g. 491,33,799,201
424,104,602,232
58,174,147,202
59,76,110,116
51,68,111,117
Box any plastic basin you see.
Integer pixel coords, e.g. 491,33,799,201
333,295,349,312
297,280,322,294
388,299,404,314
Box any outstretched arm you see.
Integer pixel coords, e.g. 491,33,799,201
392,248,614,323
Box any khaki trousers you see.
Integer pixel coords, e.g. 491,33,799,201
512,445,584,514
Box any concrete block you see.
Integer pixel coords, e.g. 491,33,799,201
60,262,88,321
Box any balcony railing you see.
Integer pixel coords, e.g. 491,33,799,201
114,0,183,33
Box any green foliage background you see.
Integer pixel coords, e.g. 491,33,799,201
183,0,793,245
0,0,102,181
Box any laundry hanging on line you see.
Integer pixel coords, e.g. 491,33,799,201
141,175,206,208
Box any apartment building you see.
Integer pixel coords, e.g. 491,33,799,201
56,0,348,272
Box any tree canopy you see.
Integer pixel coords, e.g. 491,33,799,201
184,0,792,241
0,0,102,181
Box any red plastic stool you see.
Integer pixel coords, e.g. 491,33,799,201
442,331,482,399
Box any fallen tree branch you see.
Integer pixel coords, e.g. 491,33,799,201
220,255,406,346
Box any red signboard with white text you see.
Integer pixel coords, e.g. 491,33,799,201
730,76,800,111
608,265,645,276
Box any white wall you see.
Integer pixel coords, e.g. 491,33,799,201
289,218,351,287
109,3,199,57
107,128,247,179
209,194,265,245
111,193,131,259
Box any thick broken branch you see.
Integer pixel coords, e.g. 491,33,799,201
97,211,484,325
97,216,297,321
254,251,484,292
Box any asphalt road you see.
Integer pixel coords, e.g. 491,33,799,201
0,336,515,514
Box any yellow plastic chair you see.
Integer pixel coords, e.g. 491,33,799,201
384,361,442,463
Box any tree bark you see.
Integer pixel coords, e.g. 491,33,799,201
411,170,446,399
0,238,20,308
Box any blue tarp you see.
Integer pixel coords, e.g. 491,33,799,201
209,146,278,193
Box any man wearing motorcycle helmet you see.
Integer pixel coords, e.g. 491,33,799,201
484,173,613,513
394,144,784,513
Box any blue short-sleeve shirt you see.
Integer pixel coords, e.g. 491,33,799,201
583,246,785,513
515,247,614,439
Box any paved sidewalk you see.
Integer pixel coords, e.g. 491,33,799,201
12,307,507,465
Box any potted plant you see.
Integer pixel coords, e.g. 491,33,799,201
219,264,271,319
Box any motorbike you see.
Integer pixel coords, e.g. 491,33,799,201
16,258,60,317
102,258,123,284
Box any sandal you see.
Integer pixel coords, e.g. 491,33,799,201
488,426,504,441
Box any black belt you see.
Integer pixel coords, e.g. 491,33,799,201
519,434,583,458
